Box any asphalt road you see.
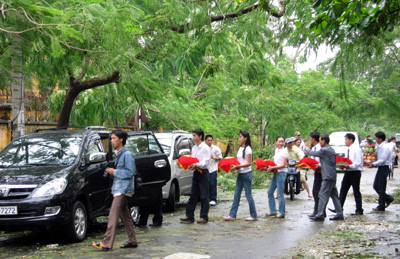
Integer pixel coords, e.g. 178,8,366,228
0,167,398,259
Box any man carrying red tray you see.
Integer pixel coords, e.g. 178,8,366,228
180,129,211,224
329,133,364,216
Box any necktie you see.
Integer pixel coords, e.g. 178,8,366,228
347,148,350,158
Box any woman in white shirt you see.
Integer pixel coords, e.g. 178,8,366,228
266,136,288,218
224,131,257,221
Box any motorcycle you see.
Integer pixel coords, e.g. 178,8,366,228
284,159,301,200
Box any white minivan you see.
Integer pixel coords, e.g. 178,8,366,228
329,131,360,158
155,131,195,212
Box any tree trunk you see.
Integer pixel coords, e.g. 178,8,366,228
11,36,25,139
57,85,80,128
56,69,120,128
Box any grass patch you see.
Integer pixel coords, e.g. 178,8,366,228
392,189,400,204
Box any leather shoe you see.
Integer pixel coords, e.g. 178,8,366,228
386,200,393,208
328,208,336,213
351,211,363,216
372,207,385,212
308,213,316,218
149,222,162,227
310,216,324,221
329,215,344,221
196,218,208,224
180,217,194,223
134,223,146,227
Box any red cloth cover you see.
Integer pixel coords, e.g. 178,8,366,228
253,158,277,170
336,156,353,166
217,157,240,173
177,155,199,170
298,157,319,171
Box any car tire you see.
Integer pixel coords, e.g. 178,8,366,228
130,206,139,224
165,182,177,212
68,201,88,242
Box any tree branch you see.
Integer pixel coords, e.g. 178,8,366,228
170,1,286,33
76,59,90,82
79,70,120,91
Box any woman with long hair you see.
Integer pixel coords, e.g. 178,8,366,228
266,136,288,218
224,130,257,221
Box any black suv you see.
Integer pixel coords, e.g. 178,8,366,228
0,127,170,241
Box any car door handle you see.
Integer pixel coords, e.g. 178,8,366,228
154,159,167,168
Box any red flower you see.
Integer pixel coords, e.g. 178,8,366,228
366,135,371,138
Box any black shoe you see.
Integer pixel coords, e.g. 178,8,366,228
351,211,363,215
372,207,385,212
149,222,162,227
308,213,317,218
134,222,147,227
386,200,394,208
328,208,336,213
329,215,344,221
310,216,324,221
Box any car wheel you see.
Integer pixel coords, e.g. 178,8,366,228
130,206,139,224
165,182,177,212
68,201,87,242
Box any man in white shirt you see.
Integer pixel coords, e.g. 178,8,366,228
336,133,364,215
366,131,394,212
180,129,211,224
205,135,222,206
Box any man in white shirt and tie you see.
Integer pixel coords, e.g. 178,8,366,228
180,129,211,224
337,133,364,215
366,131,394,212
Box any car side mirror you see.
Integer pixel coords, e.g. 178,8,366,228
178,149,190,157
89,152,107,163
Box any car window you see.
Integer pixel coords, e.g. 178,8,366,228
175,138,191,158
0,137,81,167
86,139,103,159
148,135,162,155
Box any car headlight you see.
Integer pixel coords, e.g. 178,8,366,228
32,178,68,198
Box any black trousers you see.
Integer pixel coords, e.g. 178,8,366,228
339,170,363,212
373,166,394,209
312,171,323,215
186,169,210,221
138,188,163,225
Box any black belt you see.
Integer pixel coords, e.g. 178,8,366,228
346,170,361,173
378,165,389,168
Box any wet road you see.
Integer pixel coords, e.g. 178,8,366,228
0,167,398,259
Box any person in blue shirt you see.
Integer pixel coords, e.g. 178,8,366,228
92,130,138,251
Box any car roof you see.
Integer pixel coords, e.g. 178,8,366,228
155,132,192,138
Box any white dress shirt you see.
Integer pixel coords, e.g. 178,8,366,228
192,142,211,169
311,143,321,164
373,142,392,167
208,144,222,173
347,143,363,171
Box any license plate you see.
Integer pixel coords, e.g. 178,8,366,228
0,206,18,215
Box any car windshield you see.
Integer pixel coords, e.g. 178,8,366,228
329,135,346,146
156,138,172,156
0,137,81,167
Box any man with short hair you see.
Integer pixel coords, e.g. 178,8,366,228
308,131,323,218
336,133,364,215
285,137,311,197
307,134,343,221
180,129,211,224
205,135,222,206
366,131,394,211
295,131,306,151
